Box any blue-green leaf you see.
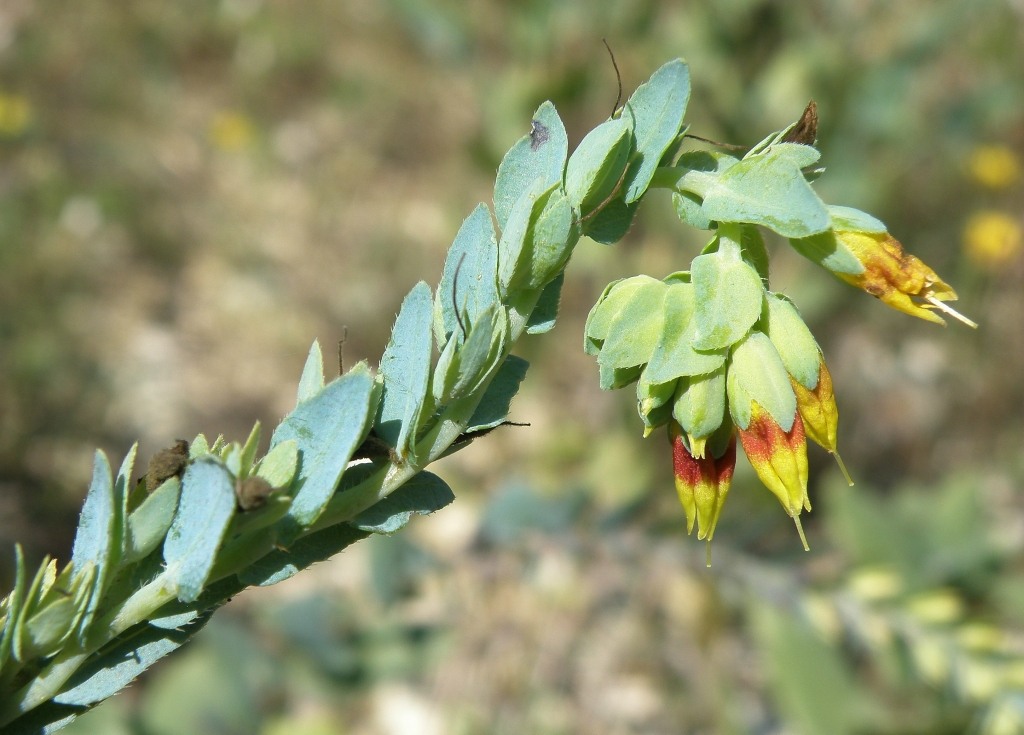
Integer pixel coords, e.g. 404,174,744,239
494,101,568,230
70,450,115,638
376,281,434,460
163,459,236,603
271,363,377,538
52,608,215,708
125,477,181,564
239,524,370,588
465,354,529,432
701,145,830,237
526,272,563,335
350,472,455,534
296,340,325,404
433,203,500,345
564,115,633,214
622,58,691,203
691,250,765,350
497,177,551,297
583,197,638,245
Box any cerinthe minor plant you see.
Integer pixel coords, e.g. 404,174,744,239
0,58,973,731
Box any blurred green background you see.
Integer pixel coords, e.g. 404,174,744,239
2,0,1024,733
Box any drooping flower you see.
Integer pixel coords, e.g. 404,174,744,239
736,402,811,550
670,421,736,563
833,230,975,327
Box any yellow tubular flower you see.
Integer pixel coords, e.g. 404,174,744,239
834,230,976,327
736,402,811,550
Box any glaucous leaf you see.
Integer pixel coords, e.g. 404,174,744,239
296,339,325,404
376,281,434,460
350,471,455,535
701,145,830,238
622,58,691,203
433,203,500,346
163,459,237,603
70,450,115,639
564,115,632,215
271,363,377,538
494,101,568,230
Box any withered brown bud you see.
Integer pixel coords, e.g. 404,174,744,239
145,439,190,491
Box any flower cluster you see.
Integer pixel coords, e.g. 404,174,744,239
586,216,970,558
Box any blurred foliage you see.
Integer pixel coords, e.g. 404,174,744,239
2,0,1023,732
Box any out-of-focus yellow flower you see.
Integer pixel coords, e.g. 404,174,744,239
209,111,255,151
968,144,1021,189
963,210,1023,269
0,92,32,136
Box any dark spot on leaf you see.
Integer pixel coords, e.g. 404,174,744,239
530,120,550,151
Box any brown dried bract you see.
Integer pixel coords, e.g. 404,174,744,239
782,100,818,146
145,439,189,491
235,476,275,511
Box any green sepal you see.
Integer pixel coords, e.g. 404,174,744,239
673,366,727,440
621,58,691,203
726,331,797,431
700,144,830,238
637,373,678,431
564,114,633,216
765,292,822,390
788,229,865,276
691,247,764,351
493,101,569,230
598,363,644,391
